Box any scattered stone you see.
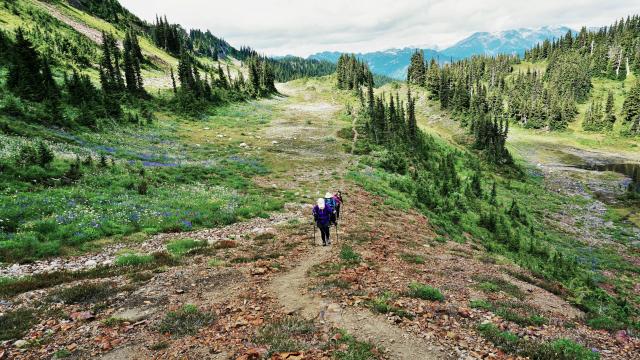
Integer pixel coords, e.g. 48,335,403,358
239,143,249,148
111,308,155,323
13,340,28,348
251,267,268,276
84,260,97,267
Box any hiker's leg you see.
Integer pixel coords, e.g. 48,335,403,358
326,225,331,244
336,204,341,220
320,225,329,245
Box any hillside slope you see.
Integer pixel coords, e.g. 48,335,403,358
0,1,638,359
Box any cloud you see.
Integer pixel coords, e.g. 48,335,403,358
119,0,638,56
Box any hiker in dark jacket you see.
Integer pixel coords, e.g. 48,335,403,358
333,191,343,220
313,198,334,246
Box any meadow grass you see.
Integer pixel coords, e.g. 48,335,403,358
0,100,285,263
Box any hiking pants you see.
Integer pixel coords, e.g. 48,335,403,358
318,223,331,245
335,204,341,220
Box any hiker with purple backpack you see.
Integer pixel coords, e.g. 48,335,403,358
312,197,335,246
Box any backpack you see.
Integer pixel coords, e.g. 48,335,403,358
325,197,336,208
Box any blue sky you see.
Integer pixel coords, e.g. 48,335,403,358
120,0,639,57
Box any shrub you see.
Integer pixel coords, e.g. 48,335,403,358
340,245,361,264
474,276,524,299
332,329,379,360
369,292,414,319
0,309,36,341
48,282,117,304
207,258,225,267
379,150,407,175
115,253,154,266
470,299,493,310
477,323,600,360
407,283,444,301
399,252,425,264
255,316,315,355
157,304,214,337
166,238,207,256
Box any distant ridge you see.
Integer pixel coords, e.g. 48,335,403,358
309,26,573,79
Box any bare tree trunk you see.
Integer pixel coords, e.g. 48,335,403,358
627,57,631,77
616,50,623,77
590,40,594,55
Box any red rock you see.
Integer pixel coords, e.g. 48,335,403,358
70,311,95,321
615,330,629,344
458,307,471,318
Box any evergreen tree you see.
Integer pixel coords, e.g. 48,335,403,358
425,59,440,99
37,141,54,167
406,88,417,140
407,50,426,86
170,67,177,94
604,91,616,130
7,28,54,102
123,29,144,94
623,80,640,128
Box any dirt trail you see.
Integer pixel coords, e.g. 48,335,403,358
266,84,445,359
270,247,445,359
351,114,359,154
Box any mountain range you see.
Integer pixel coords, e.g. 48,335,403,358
309,26,573,79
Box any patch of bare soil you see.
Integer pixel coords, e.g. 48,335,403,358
38,1,104,45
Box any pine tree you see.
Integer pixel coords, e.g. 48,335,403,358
406,88,417,140
604,91,616,130
407,50,426,86
623,80,640,127
425,59,440,99
170,67,177,94
216,63,228,89
37,141,54,167
7,28,49,101
123,29,144,94
489,181,497,205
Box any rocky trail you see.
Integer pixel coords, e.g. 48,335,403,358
270,247,445,360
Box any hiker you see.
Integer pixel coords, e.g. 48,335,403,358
313,198,334,246
333,191,343,220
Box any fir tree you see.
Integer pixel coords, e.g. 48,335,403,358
123,29,144,94
604,91,616,131
37,141,54,167
7,28,56,102
623,80,640,128
407,50,426,86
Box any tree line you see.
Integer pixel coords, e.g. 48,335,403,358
407,52,513,163
525,16,640,134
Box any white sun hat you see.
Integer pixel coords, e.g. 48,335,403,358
325,192,333,198
317,198,325,209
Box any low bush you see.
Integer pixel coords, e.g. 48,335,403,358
115,253,154,266
48,282,117,304
399,252,425,264
166,238,207,256
0,308,37,341
477,323,599,359
369,292,414,319
407,283,444,302
157,304,214,337
331,329,380,360
340,245,362,264
255,316,315,355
